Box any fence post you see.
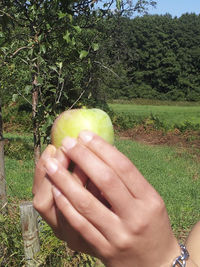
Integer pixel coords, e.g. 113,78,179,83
20,201,40,267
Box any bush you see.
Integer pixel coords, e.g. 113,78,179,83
112,112,144,131
3,101,32,133
4,136,34,161
0,205,101,266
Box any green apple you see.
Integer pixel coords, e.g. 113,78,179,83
51,108,114,148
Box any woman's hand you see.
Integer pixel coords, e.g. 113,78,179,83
33,144,100,255
33,131,180,267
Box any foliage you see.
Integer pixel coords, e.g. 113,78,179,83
96,13,200,101
0,205,24,266
0,204,100,266
0,0,157,161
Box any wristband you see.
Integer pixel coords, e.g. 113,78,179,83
172,244,189,267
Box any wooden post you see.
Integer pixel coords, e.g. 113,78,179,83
20,202,40,267
0,99,7,214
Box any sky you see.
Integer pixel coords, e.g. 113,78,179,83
148,0,200,17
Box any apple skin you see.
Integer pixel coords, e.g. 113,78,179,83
51,108,114,148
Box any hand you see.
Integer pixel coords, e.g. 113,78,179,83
34,131,181,267
33,144,101,255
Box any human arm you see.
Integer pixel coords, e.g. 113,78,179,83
186,221,200,266
33,131,198,267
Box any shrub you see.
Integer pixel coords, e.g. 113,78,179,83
4,136,34,161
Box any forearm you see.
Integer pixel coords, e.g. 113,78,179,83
188,258,200,266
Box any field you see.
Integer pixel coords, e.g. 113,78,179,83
2,100,200,266
109,100,200,129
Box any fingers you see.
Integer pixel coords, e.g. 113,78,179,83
78,131,154,199
52,186,111,256
44,158,123,243
33,146,70,228
32,145,56,195
61,137,135,217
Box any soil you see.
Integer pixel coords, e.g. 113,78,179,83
118,125,200,160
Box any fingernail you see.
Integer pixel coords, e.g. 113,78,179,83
62,137,77,152
41,145,56,159
79,130,94,143
45,158,58,175
52,186,61,197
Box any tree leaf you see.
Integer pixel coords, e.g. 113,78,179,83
92,43,99,51
73,25,82,34
58,11,66,19
12,94,18,102
40,44,46,54
63,31,71,43
79,50,88,59
25,85,32,94
49,66,58,73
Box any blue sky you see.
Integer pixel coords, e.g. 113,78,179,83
148,0,200,17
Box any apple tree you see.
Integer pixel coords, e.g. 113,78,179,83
0,0,156,163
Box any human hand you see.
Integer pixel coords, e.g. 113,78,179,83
36,131,182,267
33,144,102,255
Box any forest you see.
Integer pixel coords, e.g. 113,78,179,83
97,13,200,101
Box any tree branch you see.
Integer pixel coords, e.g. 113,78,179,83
11,46,32,58
68,90,85,110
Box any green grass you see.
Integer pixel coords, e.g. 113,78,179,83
5,158,34,200
115,138,200,238
109,103,200,129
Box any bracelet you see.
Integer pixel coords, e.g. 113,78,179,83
172,244,189,267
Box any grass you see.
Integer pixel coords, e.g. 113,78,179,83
2,102,200,265
5,158,34,200
115,138,200,239
109,103,200,129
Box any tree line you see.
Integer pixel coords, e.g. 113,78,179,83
96,13,200,101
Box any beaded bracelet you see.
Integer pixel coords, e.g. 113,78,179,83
172,244,189,267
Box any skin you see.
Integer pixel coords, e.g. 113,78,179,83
186,221,200,265
33,131,199,267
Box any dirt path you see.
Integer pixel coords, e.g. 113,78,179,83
118,125,200,160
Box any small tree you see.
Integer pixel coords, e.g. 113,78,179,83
0,0,157,163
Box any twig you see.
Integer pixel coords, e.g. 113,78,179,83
56,80,65,103
11,46,32,58
68,90,85,111
94,61,120,78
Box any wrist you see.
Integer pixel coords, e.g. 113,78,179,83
163,243,197,267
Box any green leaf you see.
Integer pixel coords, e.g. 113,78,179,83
63,31,71,43
68,14,73,22
40,44,46,54
92,43,99,51
79,50,88,60
73,25,82,34
58,77,64,84
49,66,58,73
25,85,32,94
37,76,43,85
58,11,66,19
56,62,63,69
12,94,18,102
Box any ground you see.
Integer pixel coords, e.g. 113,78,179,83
118,125,200,161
